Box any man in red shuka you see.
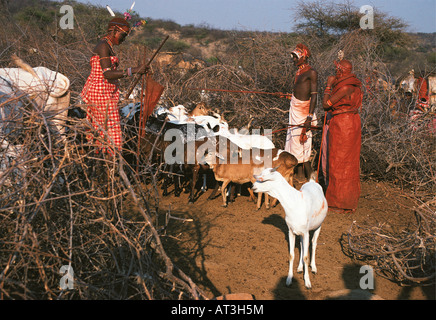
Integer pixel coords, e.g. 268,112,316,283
322,60,363,212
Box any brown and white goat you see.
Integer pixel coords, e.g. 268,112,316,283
202,143,298,208
261,150,298,209
189,102,210,117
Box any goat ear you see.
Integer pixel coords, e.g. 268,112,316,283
215,152,225,161
271,165,280,172
254,175,263,182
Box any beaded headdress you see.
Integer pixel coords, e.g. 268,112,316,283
291,43,311,60
106,2,147,35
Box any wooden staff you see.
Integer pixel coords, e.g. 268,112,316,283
271,123,322,134
316,113,328,183
124,35,169,100
136,46,147,172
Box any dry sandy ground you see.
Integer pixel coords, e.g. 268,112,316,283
158,178,435,300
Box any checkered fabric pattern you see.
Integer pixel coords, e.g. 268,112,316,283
81,55,122,153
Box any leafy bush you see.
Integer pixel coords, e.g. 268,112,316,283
427,52,436,65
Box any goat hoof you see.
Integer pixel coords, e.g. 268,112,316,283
285,277,293,286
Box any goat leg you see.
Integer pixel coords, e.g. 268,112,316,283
256,193,262,210
228,183,236,202
208,181,219,200
270,197,279,207
286,231,296,286
188,165,199,203
302,232,312,289
174,165,182,197
221,180,230,207
310,226,321,274
247,187,256,202
200,173,207,192
161,164,170,196
265,193,270,209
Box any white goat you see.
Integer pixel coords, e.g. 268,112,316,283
252,167,328,289
0,55,71,138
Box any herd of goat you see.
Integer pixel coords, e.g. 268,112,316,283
137,102,297,208
0,59,328,289
134,102,328,288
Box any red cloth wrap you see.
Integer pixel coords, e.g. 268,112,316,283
325,74,362,210
416,77,429,102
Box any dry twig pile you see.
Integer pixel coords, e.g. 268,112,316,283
0,1,435,299
346,203,435,285
0,93,207,299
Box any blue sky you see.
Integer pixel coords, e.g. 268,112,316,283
76,0,436,33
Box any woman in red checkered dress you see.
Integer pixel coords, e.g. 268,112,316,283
81,17,147,154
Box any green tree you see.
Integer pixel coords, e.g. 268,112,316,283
293,0,409,47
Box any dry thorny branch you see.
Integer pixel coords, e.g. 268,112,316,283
0,14,435,299
0,91,207,299
346,202,435,285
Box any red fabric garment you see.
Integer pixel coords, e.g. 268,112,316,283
325,74,362,210
416,77,429,102
80,55,122,153
142,74,164,129
330,74,362,115
326,113,361,210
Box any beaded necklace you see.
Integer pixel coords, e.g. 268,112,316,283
103,36,116,56
294,63,311,84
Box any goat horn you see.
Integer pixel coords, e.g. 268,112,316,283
271,165,280,172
